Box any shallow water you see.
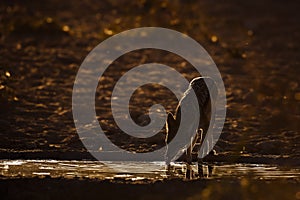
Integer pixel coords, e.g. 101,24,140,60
1,160,299,182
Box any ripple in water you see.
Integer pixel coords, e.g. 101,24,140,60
0,160,299,182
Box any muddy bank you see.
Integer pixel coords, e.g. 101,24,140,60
1,177,299,200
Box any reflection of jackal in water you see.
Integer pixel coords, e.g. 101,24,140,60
165,77,216,163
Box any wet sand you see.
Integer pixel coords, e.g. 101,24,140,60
1,177,299,200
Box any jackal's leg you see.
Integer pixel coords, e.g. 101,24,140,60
186,137,194,164
186,129,203,163
193,128,204,154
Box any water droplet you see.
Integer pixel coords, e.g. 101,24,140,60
170,19,179,25
161,1,167,8
180,62,187,67
140,31,147,37
210,35,218,43
104,28,113,36
232,120,238,128
16,43,22,50
114,18,121,24
46,17,53,23
62,25,70,32
5,71,10,77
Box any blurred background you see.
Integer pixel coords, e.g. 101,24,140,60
0,0,299,161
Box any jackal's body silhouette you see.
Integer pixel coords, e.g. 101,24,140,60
166,77,215,163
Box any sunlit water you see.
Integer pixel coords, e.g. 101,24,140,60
1,160,299,182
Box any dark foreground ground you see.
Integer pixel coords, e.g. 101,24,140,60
0,0,299,199
1,178,299,200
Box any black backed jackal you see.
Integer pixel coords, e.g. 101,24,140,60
165,77,216,163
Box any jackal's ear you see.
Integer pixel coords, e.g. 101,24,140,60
167,112,176,128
